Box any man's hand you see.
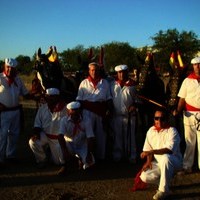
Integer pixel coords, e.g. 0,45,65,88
140,151,153,159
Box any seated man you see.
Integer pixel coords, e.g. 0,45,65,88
139,108,182,200
29,88,66,168
57,101,95,175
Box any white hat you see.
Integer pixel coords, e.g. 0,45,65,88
67,101,81,110
5,58,18,68
115,64,128,72
46,88,60,95
191,57,200,64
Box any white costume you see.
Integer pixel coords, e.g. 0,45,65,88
140,126,182,193
76,78,112,160
59,115,94,166
178,74,200,170
0,64,29,162
110,78,138,162
29,102,66,165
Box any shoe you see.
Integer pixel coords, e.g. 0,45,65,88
153,190,169,200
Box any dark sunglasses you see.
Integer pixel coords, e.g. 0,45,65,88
154,116,165,121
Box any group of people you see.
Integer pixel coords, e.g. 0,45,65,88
1,56,200,199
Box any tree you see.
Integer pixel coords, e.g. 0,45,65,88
103,42,138,72
151,29,200,71
15,55,33,74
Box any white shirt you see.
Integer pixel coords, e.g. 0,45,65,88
143,126,182,161
59,116,94,146
178,77,200,109
0,73,28,107
110,80,138,115
76,78,112,102
34,103,66,135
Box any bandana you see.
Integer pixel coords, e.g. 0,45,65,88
49,101,65,112
187,73,200,82
153,125,170,132
116,78,136,87
87,76,101,88
3,71,17,87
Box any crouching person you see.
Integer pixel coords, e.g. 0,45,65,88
57,101,95,175
139,108,182,200
29,88,66,168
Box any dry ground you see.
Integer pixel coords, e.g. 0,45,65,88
1,102,200,200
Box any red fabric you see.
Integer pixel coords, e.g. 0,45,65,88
187,73,200,81
46,133,59,140
130,169,147,192
81,100,107,117
3,71,17,86
185,103,200,111
73,120,84,136
87,76,101,88
153,125,170,132
116,78,136,87
50,101,65,112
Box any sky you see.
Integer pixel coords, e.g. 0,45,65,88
0,0,200,60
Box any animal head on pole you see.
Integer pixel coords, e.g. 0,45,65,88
34,46,63,90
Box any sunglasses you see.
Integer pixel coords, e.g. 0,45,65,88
154,116,165,121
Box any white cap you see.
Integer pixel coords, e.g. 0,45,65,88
191,57,200,64
5,58,18,68
46,88,60,95
67,101,81,110
115,64,128,72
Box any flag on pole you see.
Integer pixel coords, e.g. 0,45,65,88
99,47,104,68
177,50,184,68
145,52,151,63
88,48,93,61
169,52,175,68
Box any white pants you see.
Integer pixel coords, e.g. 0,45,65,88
82,110,106,160
140,154,182,192
65,139,88,164
29,132,64,165
183,111,200,170
0,110,20,162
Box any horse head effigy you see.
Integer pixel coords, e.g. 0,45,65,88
34,46,63,90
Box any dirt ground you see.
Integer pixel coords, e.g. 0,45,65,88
1,105,200,200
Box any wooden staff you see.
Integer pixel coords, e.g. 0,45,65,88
137,94,167,109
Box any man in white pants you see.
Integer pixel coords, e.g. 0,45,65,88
0,58,31,167
140,108,182,200
174,56,200,174
110,64,138,163
29,88,66,168
76,62,113,161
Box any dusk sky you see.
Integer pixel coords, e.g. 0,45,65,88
0,0,199,60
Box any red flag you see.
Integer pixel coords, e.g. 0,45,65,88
88,48,93,61
99,47,104,68
169,52,176,68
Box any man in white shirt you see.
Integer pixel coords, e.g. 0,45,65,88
29,88,66,168
0,58,30,167
57,101,95,175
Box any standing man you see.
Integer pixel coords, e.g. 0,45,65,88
0,58,31,167
110,64,138,163
29,88,66,168
140,108,182,200
174,56,200,174
57,101,95,175
76,62,113,162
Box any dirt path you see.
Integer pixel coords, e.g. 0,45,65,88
1,106,200,200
